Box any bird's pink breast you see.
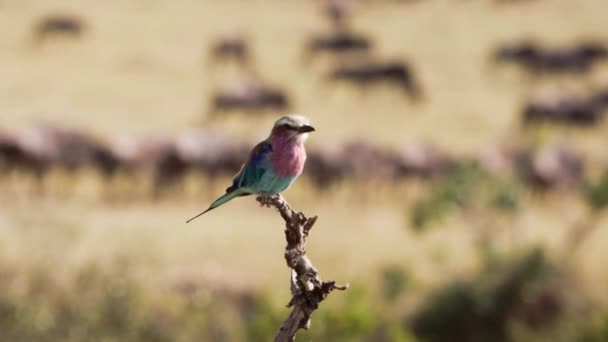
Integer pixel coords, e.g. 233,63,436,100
271,138,307,177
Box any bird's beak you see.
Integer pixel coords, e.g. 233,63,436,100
298,125,315,133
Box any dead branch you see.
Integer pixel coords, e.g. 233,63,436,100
257,195,348,342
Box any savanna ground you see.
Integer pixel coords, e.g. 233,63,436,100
1,0,608,341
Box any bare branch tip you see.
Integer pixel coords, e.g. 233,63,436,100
336,283,350,291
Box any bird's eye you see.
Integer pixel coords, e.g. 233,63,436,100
282,124,296,130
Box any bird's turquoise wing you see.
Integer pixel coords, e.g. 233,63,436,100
186,140,273,222
227,140,272,193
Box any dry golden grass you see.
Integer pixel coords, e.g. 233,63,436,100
1,0,608,310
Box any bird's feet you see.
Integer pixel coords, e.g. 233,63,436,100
257,194,280,207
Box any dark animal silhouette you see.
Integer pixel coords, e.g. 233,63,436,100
174,130,249,181
110,136,179,181
519,144,584,191
541,44,608,74
339,141,403,181
0,131,54,184
494,40,608,76
306,142,453,188
32,14,85,45
111,132,249,195
590,88,608,109
304,31,371,62
209,33,249,66
395,144,454,179
208,79,290,117
0,133,27,173
16,125,120,178
494,40,540,68
327,60,422,100
305,148,347,188
576,41,608,63
522,94,604,126
153,146,189,194
111,135,189,196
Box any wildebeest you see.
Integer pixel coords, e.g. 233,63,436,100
521,93,604,127
519,143,584,191
110,135,178,179
541,43,608,74
306,142,453,188
339,140,403,181
590,88,608,109
0,132,28,173
304,31,372,63
494,40,539,67
395,143,454,179
207,79,291,118
32,14,85,45
305,147,347,188
152,148,189,194
174,130,248,180
329,141,452,182
111,131,249,194
327,60,422,100
16,125,120,178
110,134,192,196
475,145,524,176
208,33,250,67
494,40,608,76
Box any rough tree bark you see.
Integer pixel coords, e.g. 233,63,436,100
256,195,348,342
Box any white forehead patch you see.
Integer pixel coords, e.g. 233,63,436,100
275,114,310,127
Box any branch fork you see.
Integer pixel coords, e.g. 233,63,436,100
257,195,348,342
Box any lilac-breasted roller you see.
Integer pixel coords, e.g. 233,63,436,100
186,114,315,222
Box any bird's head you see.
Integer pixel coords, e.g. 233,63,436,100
271,114,315,143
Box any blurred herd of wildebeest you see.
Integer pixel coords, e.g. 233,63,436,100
2,0,608,199
0,121,598,194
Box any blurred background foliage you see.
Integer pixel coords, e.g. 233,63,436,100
1,0,608,341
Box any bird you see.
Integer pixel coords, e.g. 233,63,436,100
186,114,315,222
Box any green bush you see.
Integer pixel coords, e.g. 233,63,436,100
380,265,410,302
410,163,520,231
409,248,563,342
585,172,608,211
